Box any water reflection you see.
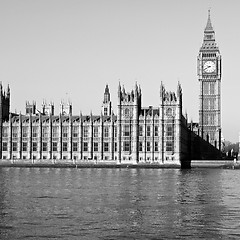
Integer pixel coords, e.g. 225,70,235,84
0,169,12,239
174,169,227,238
0,168,239,239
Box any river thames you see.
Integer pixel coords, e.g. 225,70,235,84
0,167,239,239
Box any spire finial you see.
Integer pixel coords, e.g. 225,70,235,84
205,9,213,32
105,84,109,94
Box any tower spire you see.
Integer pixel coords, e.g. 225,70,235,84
200,10,218,51
205,9,213,32
103,84,110,103
102,84,112,116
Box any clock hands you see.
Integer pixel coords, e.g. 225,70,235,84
203,61,216,73
204,65,211,71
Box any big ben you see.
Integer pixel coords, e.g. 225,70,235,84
198,10,222,149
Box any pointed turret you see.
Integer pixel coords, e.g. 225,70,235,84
60,100,72,115
118,82,122,100
105,84,109,93
177,82,181,95
102,84,112,116
42,101,54,115
26,101,36,115
160,81,165,100
205,9,214,32
134,82,139,102
79,111,82,122
177,81,182,104
103,84,110,103
7,84,10,98
0,82,2,95
200,10,218,51
135,82,138,94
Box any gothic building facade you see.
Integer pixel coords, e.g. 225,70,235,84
0,82,190,165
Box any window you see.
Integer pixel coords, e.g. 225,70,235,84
154,142,159,152
104,126,109,138
139,126,143,136
93,126,99,137
154,126,159,137
12,142,17,151
62,142,68,152
12,127,18,138
114,126,117,138
2,142,7,151
210,115,215,125
22,142,27,152
166,108,172,116
52,142,58,151
32,126,38,138
123,125,130,137
73,142,78,152
166,142,173,152
42,142,48,152
104,142,109,152
210,99,215,110
83,126,88,138
42,127,48,138
32,142,37,152
72,126,79,138
26,107,35,115
203,99,209,110
52,126,59,138
146,142,151,152
210,83,215,95
166,126,173,136
104,107,108,116
83,142,88,152
209,132,215,142
123,141,130,152
62,126,68,138
146,126,151,137
22,127,28,138
139,142,143,152
2,127,8,137
94,142,98,152
114,142,117,152
206,34,212,40
203,82,209,94
204,115,208,125
124,108,130,116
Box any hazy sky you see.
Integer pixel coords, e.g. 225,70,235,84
0,0,240,143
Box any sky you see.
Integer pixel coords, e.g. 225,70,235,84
0,0,240,143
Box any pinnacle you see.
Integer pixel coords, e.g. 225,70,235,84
205,9,214,32
105,84,109,94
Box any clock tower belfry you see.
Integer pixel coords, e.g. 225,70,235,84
197,10,222,149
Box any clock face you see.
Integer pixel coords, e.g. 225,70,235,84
203,61,216,73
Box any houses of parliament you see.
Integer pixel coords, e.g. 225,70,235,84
0,11,222,166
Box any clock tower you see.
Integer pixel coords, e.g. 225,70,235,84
197,10,222,149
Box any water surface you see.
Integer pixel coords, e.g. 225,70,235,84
0,167,239,239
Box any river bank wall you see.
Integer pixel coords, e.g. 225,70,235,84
0,159,236,169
